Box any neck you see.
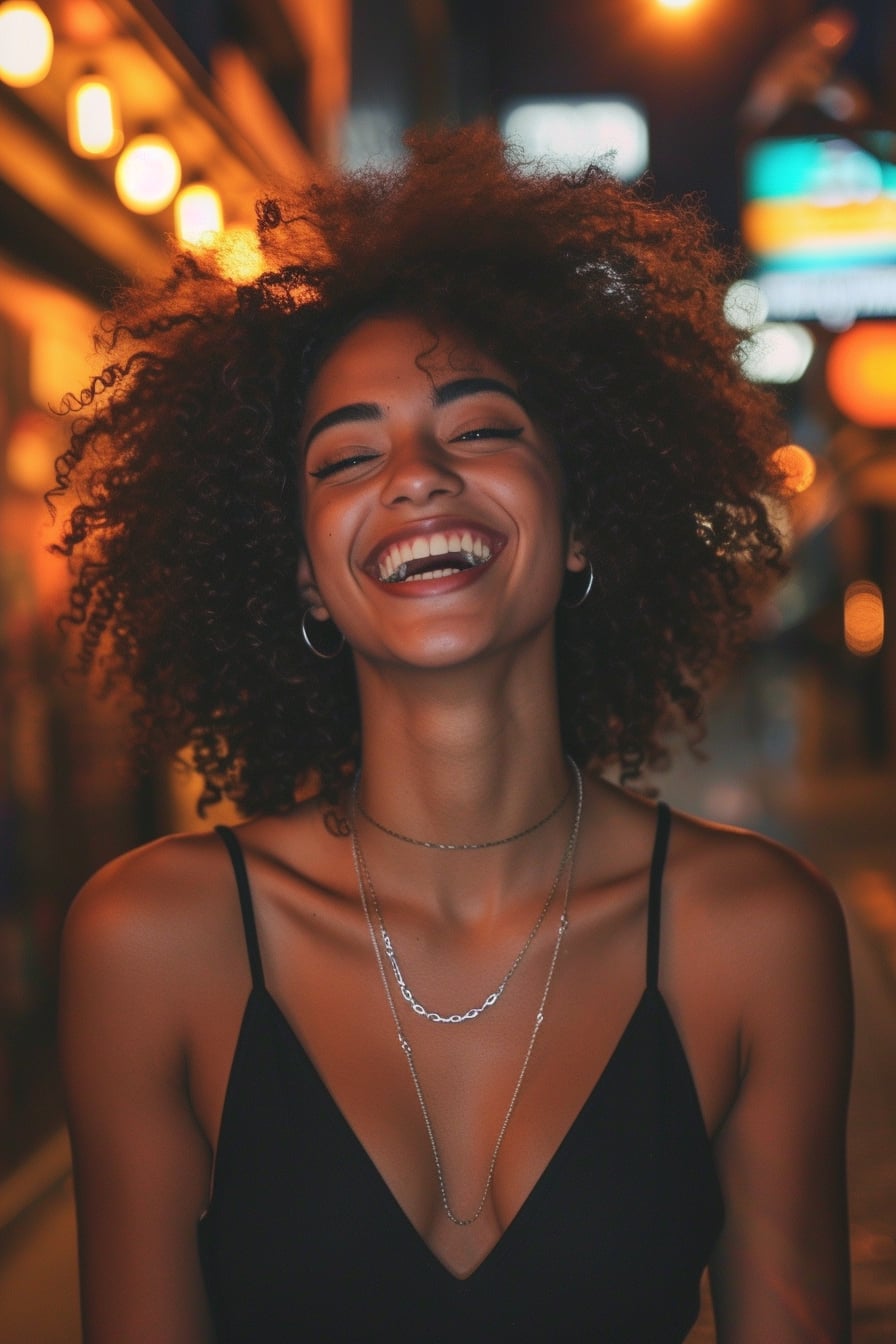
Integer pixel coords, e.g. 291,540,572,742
347,643,573,916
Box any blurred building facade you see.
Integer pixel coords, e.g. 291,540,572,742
0,0,893,1240
0,0,351,1186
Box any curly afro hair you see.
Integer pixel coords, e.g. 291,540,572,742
53,123,787,816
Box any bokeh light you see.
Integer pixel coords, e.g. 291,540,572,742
771,443,817,494
0,1,53,86
738,323,815,383
501,99,649,181
67,75,122,157
115,134,182,213
724,280,769,332
213,226,264,282
844,580,885,656
827,323,896,427
6,410,59,493
174,183,224,247
812,10,855,49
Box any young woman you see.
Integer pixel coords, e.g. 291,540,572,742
57,126,852,1342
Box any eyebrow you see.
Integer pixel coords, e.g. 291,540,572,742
303,402,381,452
434,377,524,409
303,377,525,452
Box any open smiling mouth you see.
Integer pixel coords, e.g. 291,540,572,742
375,529,497,584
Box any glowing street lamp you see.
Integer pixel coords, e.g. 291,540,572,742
174,183,224,247
67,75,122,157
115,134,181,213
0,1,53,87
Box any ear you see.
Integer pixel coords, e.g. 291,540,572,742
565,531,588,574
297,550,330,622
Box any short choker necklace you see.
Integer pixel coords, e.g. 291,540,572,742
353,762,574,850
351,761,583,1226
353,767,577,1024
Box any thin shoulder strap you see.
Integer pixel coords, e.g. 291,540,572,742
215,825,265,991
646,802,672,992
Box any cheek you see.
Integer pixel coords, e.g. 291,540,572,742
301,498,362,600
495,462,567,550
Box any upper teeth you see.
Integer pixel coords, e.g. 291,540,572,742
377,530,492,581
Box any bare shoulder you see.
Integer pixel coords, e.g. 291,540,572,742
663,805,852,1020
61,795,335,989
595,780,845,936
669,806,846,936
61,828,241,1003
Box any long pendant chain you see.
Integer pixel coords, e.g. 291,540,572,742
351,762,578,1025
350,763,583,1227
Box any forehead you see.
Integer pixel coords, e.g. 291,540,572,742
302,315,515,417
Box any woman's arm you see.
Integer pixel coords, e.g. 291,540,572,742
708,841,853,1343
59,852,216,1344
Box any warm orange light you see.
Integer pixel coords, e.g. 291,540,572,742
174,183,224,247
29,322,91,408
844,580,884,656
0,1,53,86
6,410,58,493
214,226,264,283
656,0,699,9
826,323,896,427
67,75,122,157
60,0,115,43
771,443,817,494
812,10,855,49
115,134,181,213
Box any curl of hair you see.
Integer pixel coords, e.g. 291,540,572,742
52,123,787,815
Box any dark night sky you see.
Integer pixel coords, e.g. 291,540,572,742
448,0,896,240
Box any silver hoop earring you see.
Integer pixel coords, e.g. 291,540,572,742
301,609,345,659
561,559,594,609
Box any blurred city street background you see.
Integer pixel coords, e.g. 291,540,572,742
0,0,894,1339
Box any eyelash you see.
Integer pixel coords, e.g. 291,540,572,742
308,452,379,480
455,426,524,443
307,426,524,480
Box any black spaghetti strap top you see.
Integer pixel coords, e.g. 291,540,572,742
199,805,724,1342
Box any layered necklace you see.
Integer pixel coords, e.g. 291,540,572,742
349,761,584,1227
351,763,576,1024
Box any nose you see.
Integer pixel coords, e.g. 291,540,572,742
380,432,463,507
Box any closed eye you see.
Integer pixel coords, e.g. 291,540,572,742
308,452,380,480
453,426,524,443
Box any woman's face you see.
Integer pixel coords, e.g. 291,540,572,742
298,314,585,669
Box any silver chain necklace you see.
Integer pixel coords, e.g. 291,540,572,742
351,762,576,1024
353,765,573,850
353,803,571,1024
350,762,583,1227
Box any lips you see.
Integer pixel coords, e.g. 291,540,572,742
363,518,507,586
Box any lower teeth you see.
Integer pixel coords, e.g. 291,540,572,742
383,553,487,583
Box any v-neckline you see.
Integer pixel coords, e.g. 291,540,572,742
256,983,655,1283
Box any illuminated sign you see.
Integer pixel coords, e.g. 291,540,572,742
500,99,649,181
742,134,896,324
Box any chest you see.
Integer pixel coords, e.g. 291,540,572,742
197,976,725,1341
189,882,736,1279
